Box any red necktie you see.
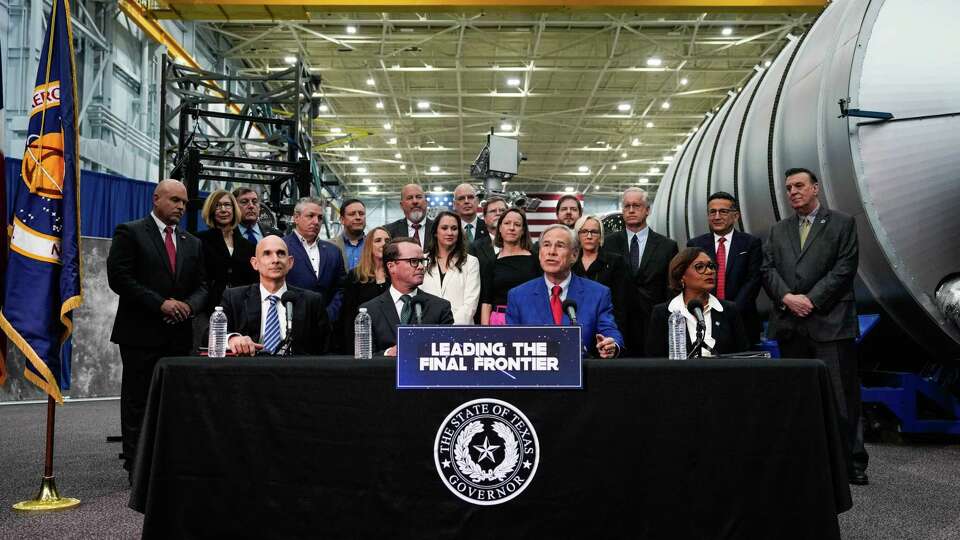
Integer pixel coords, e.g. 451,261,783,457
715,237,726,300
411,223,421,245
164,226,177,274
550,285,563,325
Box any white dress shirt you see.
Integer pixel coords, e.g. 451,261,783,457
389,286,419,320
406,219,428,249
667,294,724,357
259,283,288,341
626,226,649,263
543,273,572,302
294,230,321,276
461,217,481,240
714,230,733,269
150,212,177,248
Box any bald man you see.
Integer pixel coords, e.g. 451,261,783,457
220,235,330,357
108,179,208,482
384,183,434,250
453,183,488,244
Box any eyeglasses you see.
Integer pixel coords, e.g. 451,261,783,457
578,229,601,237
692,261,718,274
391,257,430,268
707,208,736,216
214,202,234,210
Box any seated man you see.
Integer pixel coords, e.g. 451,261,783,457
360,237,454,356
222,235,330,356
507,224,623,358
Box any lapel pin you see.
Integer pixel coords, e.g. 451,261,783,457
715,320,720,326
820,219,826,224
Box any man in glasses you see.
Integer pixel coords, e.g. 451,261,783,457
232,187,283,244
687,192,763,345
360,237,454,356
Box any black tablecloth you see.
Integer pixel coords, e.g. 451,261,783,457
130,357,851,539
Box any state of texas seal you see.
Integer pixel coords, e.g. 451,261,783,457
434,398,540,506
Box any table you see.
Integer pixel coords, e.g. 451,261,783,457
129,357,851,539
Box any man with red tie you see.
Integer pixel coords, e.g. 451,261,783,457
384,183,434,251
687,192,763,345
506,224,623,358
108,179,208,482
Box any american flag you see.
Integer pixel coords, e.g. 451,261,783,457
523,193,584,240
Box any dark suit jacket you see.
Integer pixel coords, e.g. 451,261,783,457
506,274,624,357
283,232,346,322
197,228,258,312
108,216,208,348
470,234,496,269
762,207,859,342
645,299,748,358
359,288,454,353
462,217,489,245
219,284,329,355
687,230,763,344
384,217,434,248
601,228,679,307
573,251,647,355
239,222,282,240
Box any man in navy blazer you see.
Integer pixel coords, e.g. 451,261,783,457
507,224,623,358
283,197,345,322
687,192,763,345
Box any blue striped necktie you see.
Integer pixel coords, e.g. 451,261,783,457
263,295,281,353
244,226,258,245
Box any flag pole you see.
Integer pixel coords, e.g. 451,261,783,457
12,396,80,511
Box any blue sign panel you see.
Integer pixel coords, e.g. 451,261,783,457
396,325,583,389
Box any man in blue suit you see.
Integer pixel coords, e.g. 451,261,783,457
283,197,345,322
687,192,763,345
507,224,623,358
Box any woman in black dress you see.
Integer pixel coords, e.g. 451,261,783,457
197,190,258,313
572,214,645,355
480,208,541,325
338,226,391,354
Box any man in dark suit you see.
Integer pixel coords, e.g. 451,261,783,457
108,179,207,480
222,235,329,356
233,187,283,243
283,196,346,322
687,192,763,345
762,167,867,485
454,183,488,245
469,196,507,269
360,237,454,356
601,187,678,354
507,224,623,358
384,183,434,251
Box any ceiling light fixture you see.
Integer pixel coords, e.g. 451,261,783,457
388,137,397,144
649,167,661,174
394,153,402,159
631,138,641,146
611,165,618,170
578,165,589,173
721,27,733,36
679,77,689,86
506,77,521,87
369,186,378,193
416,100,430,110
621,152,628,158
646,56,663,67
362,178,372,184
357,167,367,173
284,55,297,65
346,25,357,34
430,165,440,172
330,127,342,133
564,186,575,193
349,155,359,162
500,122,513,132
375,101,384,109
399,164,406,170
318,103,329,113
661,101,671,110
617,103,632,112
433,186,443,192
645,122,655,129
383,122,392,130
366,77,375,86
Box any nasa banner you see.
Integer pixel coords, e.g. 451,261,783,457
396,326,582,389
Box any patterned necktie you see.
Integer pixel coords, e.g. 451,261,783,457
629,234,640,271
263,295,281,353
400,294,412,324
550,286,563,325
164,226,177,274
244,226,258,245
411,223,421,245
464,223,474,243
715,237,727,300
799,219,811,249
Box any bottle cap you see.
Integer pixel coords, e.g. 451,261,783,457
359,307,367,312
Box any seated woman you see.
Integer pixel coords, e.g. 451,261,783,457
479,208,540,325
421,211,481,325
645,247,748,357
337,226,391,354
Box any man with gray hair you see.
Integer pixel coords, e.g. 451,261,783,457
453,183,487,244
283,196,346,321
601,187,677,355
506,223,623,358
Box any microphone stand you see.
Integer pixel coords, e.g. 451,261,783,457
687,321,706,359
276,306,294,356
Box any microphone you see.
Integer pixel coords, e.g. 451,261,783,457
412,298,425,325
562,299,578,325
686,299,705,328
280,291,296,355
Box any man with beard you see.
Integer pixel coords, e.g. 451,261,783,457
360,237,454,356
384,184,434,250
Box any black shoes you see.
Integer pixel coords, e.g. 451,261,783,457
849,468,869,485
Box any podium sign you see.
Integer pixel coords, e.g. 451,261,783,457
396,325,582,389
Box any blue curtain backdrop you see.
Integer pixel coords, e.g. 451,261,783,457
5,157,207,238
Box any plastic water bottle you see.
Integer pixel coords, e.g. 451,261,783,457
208,307,228,358
668,309,687,360
355,308,373,359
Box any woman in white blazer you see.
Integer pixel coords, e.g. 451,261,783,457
421,211,481,325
